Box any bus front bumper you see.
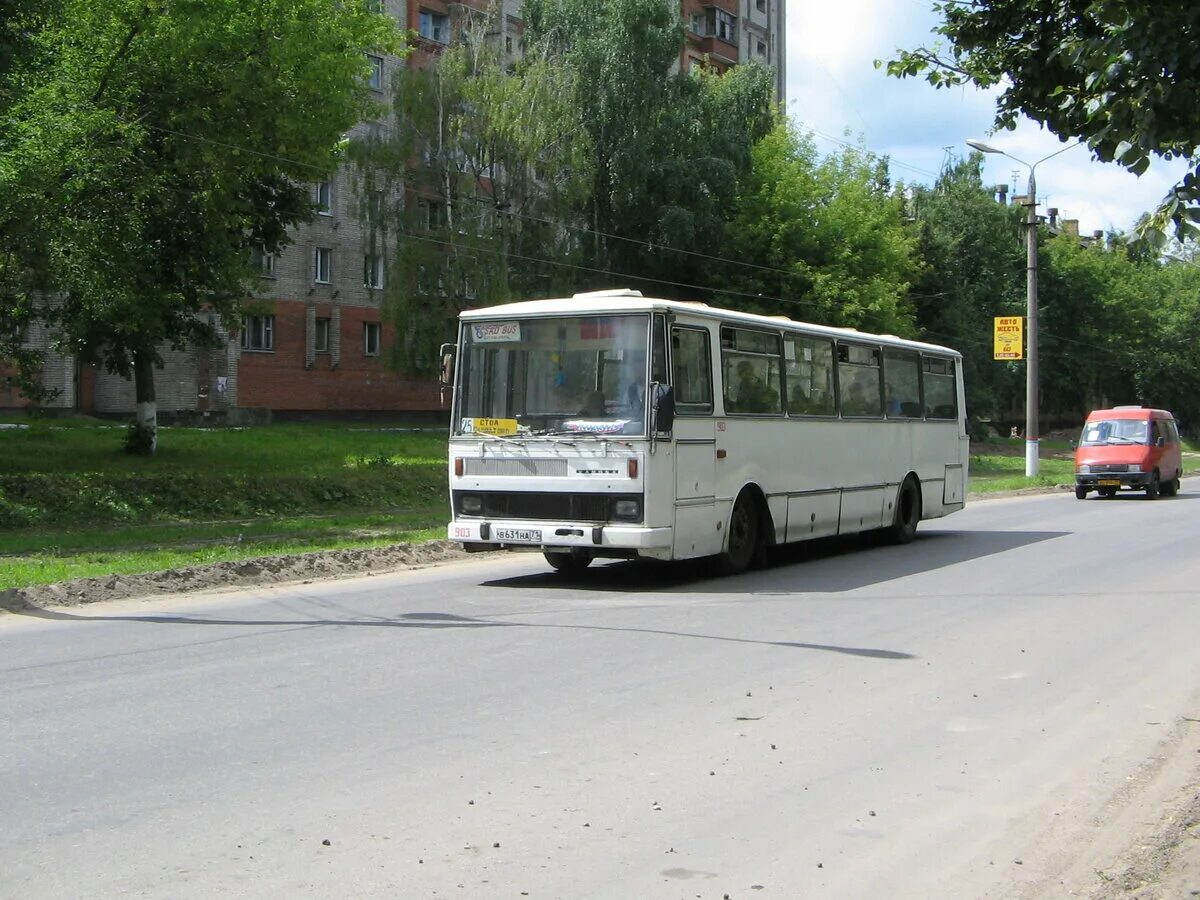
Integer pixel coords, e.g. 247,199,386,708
448,519,672,555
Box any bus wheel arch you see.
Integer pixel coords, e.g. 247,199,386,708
718,485,771,575
886,474,923,545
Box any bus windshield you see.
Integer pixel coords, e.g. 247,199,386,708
456,314,650,436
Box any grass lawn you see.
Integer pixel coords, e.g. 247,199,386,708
0,418,452,589
3,419,1192,591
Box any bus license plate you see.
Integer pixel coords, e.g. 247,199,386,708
494,528,541,543
1098,479,1121,486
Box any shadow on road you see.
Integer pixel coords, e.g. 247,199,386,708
8,607,915,664
483,528,1067,595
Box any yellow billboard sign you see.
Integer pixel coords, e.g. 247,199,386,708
994,316,1024,360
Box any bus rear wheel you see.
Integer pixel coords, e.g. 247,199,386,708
887,477,922,544
544,549,593,573
718,493,762,575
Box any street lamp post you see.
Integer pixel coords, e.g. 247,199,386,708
966,139,1077,478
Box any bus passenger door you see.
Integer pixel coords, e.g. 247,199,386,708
670,324,722,558
673,419,719,558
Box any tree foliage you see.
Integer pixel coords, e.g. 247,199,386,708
0,0,398,445
721,122,919,334
883,2,1200,240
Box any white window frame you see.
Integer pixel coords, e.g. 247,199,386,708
419,9,448,43
367,55,384,91
315,317,331,354
240,314,275,352
315,180,332,215
251,244,275,277
364,253,385,289
363,322,382,357
314,247,332,284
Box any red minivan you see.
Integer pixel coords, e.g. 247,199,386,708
1074,406,1183,499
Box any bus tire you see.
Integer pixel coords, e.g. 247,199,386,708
544,549,593,573
718,493,762,575
887,476,922,544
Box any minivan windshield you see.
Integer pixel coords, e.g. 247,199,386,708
1079,418,1150,446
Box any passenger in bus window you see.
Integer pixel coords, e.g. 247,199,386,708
579,390,606,417
885,382,902,416
732,360,775,413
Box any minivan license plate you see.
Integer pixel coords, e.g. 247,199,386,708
1098,479,1121,486
494,528,541,543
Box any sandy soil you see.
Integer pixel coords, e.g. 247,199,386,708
3,520,1199,897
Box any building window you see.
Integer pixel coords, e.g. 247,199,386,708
690,11,705,34
706,8,736,43
315,180,332,215
419,9,449,43
364,253,385,289
420,199,444,230
505,35,513,53
315,317,331,354
250,244,274,277
314,247,332,283
756,0,766,11
367,54,384,91
756,39,767,57
364,0,384,12
241,315,274,352
363,322,381,356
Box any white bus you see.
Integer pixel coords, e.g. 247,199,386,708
445,289,968,574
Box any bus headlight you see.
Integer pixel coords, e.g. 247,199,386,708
613,499,641,520
461,495,483,514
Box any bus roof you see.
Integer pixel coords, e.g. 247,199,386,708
459,290,961,358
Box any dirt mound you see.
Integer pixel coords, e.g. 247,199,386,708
0,540,486,613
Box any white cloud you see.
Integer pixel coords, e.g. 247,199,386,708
782,0,1188,233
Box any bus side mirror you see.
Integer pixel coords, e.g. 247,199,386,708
653,385,675,433
439,343,455,387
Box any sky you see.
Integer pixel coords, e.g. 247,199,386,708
784,0,1189,235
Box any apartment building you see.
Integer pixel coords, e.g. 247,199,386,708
13,0,785,420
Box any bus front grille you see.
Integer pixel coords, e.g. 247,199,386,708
453,491,641,523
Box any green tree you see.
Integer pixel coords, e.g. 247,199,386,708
522,0,775,293
907,154,1025,429
721,122,919,334
0,0,398,450
358,16,592,371
882,3,1200,240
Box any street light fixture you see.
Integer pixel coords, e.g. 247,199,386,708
966,138,1078,477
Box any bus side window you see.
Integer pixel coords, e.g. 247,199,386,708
671,327,714,415
837,343,882,417
883,348,921,418
922,356,958,419
784,334,836,416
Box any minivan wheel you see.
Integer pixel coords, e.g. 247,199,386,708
1161,473,1180,497
1145,471,1160,499
1075,485,1089,500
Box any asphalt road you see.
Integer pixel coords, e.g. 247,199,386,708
3,484,1200,899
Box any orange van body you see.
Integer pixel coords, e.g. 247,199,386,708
1073,406,1182,499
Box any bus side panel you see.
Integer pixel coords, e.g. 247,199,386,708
943,463,965,505
839,485,886,534
786,491,841,542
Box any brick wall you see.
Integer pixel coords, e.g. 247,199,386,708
237,299,441,411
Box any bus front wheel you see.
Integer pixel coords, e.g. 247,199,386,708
544,549,593,573
718,493,763,575
886,477,922,544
